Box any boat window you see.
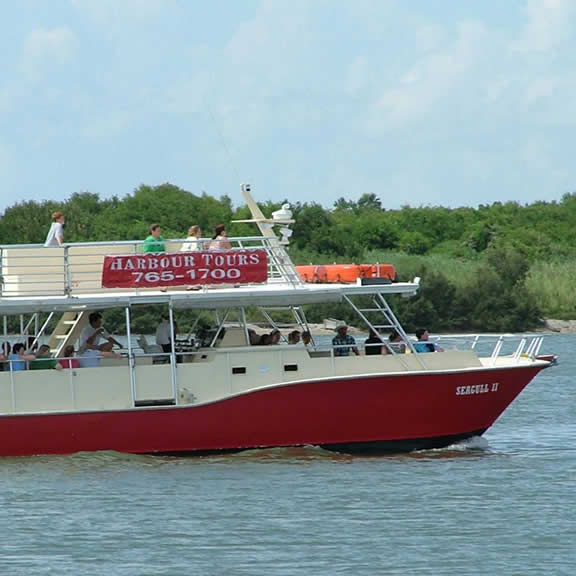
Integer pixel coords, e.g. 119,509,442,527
284,364,298,372
232,367,246,375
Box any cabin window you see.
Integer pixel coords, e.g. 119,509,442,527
232,367,247,375
284,364,298,372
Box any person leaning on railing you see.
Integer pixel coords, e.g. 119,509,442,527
8,343,36,371
29,345,63,371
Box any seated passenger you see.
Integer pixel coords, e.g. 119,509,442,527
144,224,166,253
364,329,387,356
270,329,281,345
288,330,301,345
301,331,312,346
387,330,406,354
60,345,79,369
0,341,10,371
332,322,359,357
258,333,272,346
8,343,36,371
247,329,260,345
30,345,63,371
414,328,443,352
79,312,122,368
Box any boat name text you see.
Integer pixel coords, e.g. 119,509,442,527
455,383,499,396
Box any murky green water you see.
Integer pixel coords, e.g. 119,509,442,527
1,334,574,575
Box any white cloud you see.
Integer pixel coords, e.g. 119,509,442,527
370,21,488,130
512,0,576,53
21,27,76,83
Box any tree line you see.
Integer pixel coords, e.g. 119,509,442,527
2,184,575,333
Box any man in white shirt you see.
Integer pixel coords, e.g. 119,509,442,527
155,319,178,353
78,312,122,367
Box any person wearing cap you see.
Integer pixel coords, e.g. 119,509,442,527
332,322,359,357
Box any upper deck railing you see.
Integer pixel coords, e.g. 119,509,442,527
0,236,302,299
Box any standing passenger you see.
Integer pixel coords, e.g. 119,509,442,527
180,225,203,252
209,225,232,250
144,224,166,253
44,211,65,247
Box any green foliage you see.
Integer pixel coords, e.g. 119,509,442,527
2,183,576,331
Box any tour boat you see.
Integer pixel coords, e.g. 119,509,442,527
0,186,555,457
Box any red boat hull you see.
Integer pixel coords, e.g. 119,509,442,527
0,364,545,457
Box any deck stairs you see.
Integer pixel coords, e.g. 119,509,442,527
48,311,89,357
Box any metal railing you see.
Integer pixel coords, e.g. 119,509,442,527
0,332,550,416
0,236,302,299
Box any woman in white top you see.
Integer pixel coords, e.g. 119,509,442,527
44,211,65,247
180,225,203,252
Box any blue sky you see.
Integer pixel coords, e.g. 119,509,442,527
1,0,575,214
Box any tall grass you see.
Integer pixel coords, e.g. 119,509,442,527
525,260,576,318
365,250,481,288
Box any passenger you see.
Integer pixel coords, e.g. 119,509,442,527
364,329,387,356
180,225,203,252
8,343,36,371
288,330,301,345
247,329,260,345
387,330,406,354
26,335,38,354
301,331,312,346
144,224,166,253
332,322,359,357
78,312,122,368
269,329,281,345
209,224,232,250
59,345,79,369
155,318,178,353
0,341,10,371
258,333,272,346
44,211,65,247
29,344,63,371
414,328,443,352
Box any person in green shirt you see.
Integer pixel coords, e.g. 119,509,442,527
144,224,166,253
30,345,63,371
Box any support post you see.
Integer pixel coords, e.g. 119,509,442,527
168,302,178,404
125,307,137,406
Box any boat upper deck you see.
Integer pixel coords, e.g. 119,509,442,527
0,238,419,313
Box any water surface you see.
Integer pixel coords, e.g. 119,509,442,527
1,334,574,575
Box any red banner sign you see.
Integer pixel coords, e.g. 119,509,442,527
102,250,268,288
